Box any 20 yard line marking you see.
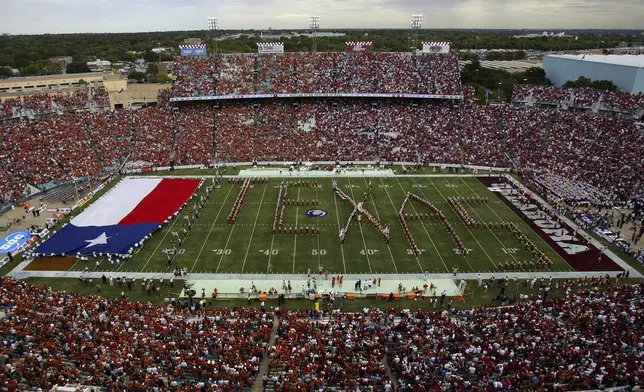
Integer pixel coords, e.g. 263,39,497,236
240,182,269,273
189,184,235,273
137,186,205,272
422,177,488,271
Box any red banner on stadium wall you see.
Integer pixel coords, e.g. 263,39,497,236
345,41,373,53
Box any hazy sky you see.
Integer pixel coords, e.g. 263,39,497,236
2,0,642,34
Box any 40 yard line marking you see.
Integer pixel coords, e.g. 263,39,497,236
332,178,347,274
346,177,372,274
240,182,269,273
189,184,235,273
364,177,398,273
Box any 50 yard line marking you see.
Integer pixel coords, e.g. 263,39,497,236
240,182,268,273
189,184,235,273
332,179,347,274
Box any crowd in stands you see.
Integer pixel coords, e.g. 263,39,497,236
512,84,644,113
1,275,643,391
0,88,111,120
387,283,643,391
172,53,462,97
2,98,643,206
0,277,273,391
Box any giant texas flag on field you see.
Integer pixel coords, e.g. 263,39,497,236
35,178,200,256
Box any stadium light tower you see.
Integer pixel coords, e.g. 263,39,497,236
208,17,220,55
410,14,423,53
309,16,320,54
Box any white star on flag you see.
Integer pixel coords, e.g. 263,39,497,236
85,232,111,248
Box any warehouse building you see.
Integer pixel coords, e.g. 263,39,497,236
543,55,644,94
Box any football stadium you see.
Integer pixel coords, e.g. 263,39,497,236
1,12,643,392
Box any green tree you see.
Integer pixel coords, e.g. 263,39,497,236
0,66,13,78
129,71,146,82
67,61,91,74
146,63,158,75
157,73,172,83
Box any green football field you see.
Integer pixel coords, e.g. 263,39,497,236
68,175,573,275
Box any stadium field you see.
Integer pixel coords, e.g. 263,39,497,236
63,175,579,275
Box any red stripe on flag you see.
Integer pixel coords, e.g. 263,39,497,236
118,179,200,225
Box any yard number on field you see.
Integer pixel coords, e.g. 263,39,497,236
258,249,279,255
502,247,519,254
212,248,232,255
407,249,426,255
312,249,326,256
360,249,379,256
453,248,473,255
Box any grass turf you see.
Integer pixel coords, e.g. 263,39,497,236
68,176,571,275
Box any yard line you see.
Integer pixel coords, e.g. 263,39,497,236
240,182,269,273
363,177,398,273
136,183,205,272
332,179,347,274
458,177,522,261
346,177,372,274
314,175,321,272
393,176,451,273
422,177,497,270
379,177,422,273
291,185,302,273
189,184,235,273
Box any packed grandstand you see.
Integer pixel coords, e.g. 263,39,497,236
1,48,644,391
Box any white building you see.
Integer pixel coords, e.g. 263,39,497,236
543,54,644,94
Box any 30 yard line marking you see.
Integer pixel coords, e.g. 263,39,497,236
439,177,515,267
189,184,235,273
332,178,347,274
393,176,450,273
346,177,372,274
364,177,398,273
458,177,527,262
136,183,205,272
422,177,491,271
240,182,269,273
379,177,422,273
292,185,302,273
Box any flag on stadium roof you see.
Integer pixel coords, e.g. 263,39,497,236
34,178,200,256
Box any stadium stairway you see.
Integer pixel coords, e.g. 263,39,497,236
253,314,279,392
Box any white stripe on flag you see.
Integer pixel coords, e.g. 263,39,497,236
71,178,162,227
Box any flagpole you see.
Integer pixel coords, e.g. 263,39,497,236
85,161,93,194
72,171,80,202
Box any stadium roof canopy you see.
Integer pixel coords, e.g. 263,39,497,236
547,54,644,68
